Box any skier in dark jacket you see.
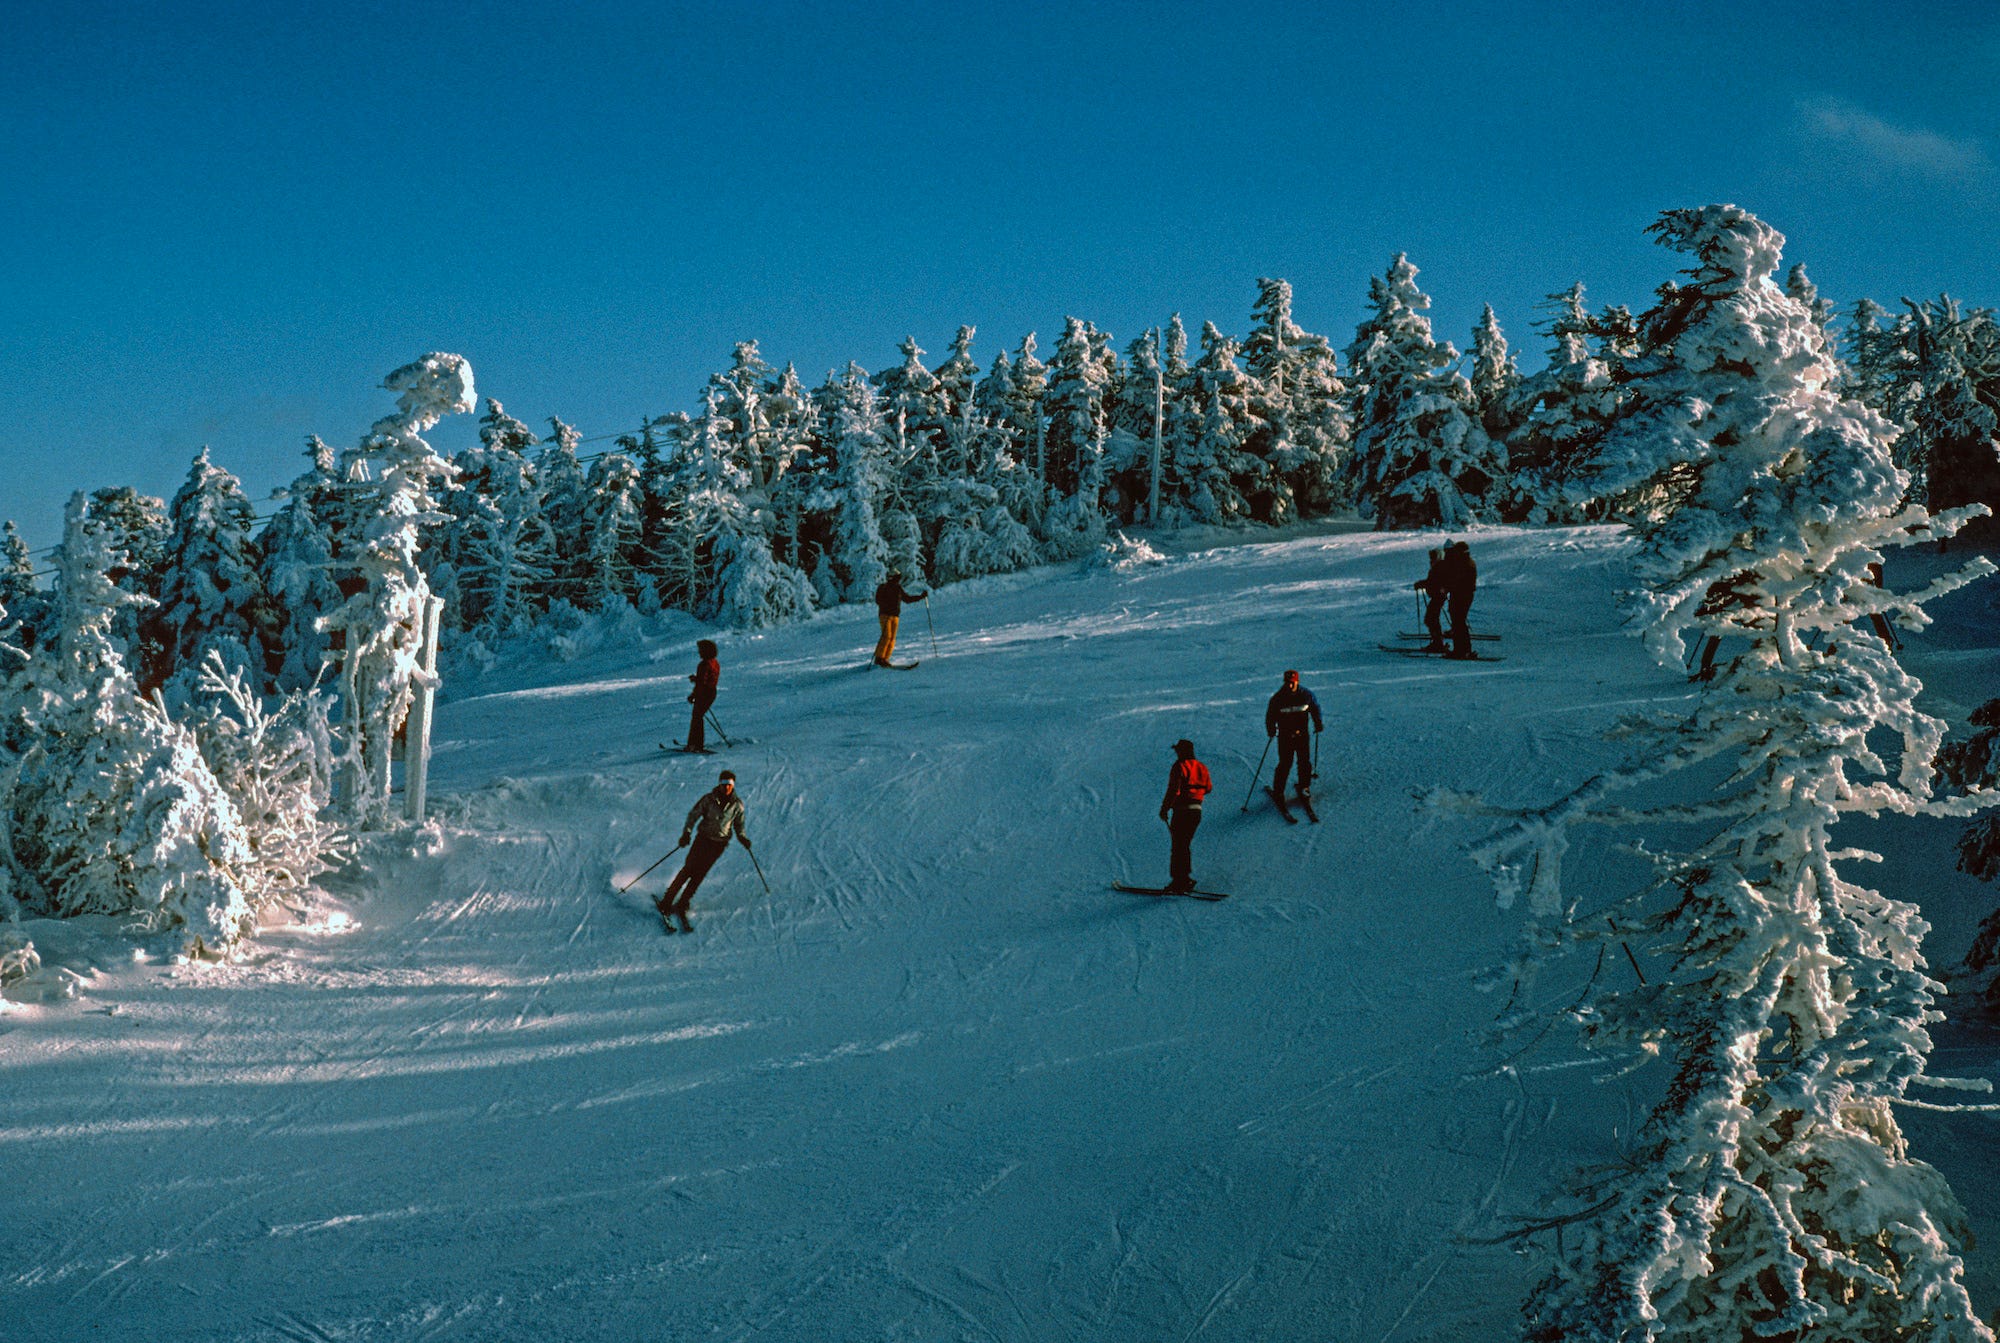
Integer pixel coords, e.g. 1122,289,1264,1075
1158,738,1213,893
1414,549,1447,651
683,639,720,753
657,770,751,933
1437,540,1478,659
1264,669,1324,803
873,569,928,666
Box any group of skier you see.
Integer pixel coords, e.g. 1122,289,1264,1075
646,540,1481,921
1412,540,1479,659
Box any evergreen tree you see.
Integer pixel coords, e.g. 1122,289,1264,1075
1502,283,1621,522
1244,277,1351,518
0,520,44,650
1469,303,1522,445
809,363,894,601
1937,700,2000,1016
1040,317,1115,554
256,439,347,691
7,494,255,952
1343,254,1500,529
537,417,590,608
149,448,267,701
578,451,645,609
1461,205,1997,1343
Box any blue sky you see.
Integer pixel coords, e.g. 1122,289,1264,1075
4,1,1997,552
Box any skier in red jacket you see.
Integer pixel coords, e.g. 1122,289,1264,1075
1158,738,1213,893
683,639,720,753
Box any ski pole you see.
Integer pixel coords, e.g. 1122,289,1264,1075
924,595,938,659
707,710,733,747
616,841,686,894
743,843,772,895
1241,737,1273,812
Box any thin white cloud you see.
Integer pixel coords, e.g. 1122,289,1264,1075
1798,96,1994,182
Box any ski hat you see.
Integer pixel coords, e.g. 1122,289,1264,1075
718,770,736,783
1448,539,1469,551
1173,738,1196,758
697,639,718,658
887,568,902,580
1283,668,1300,682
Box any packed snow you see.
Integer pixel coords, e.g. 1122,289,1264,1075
3,523,1996,1340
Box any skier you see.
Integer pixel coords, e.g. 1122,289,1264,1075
873,569,928,667
1413,548,1447,651
682,639,720,753
1264,670,1324,807
656,769,752,933
1438,539,1478,659
1158,738,1213,894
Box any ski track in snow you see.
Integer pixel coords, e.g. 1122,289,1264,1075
3,524,1997,1340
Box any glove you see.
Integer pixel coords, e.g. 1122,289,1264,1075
686,692,695,702
740,836,752,850
1158,809,1170,823
679,832,691,847
1267,728,1276,739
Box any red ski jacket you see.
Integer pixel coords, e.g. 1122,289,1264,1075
1162,758,1213,813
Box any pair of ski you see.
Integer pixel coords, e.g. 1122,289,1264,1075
1383,630,1503,663
1264,784,1318,825
1113,883,1229,902
663,742,716,755
870,659,920,671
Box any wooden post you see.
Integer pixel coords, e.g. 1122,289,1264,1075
404,595,444,823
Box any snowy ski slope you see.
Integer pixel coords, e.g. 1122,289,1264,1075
4,524,1995,1341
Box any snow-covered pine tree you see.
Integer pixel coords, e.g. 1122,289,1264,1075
148,448,268,704
255,438,349,692
1454,204,1999,1343
1040,317,1115,556
934,325,982,429
1891,298,2000,541
83,484,170,670
808,363,894,602
1840,297,1898,413
1343,254,1501,529
318,354,472,827
1244,277,1351,519
1470,303,1522,446
7,494,257,953
930,364,1043,582
0,520,45,650
578,451,645,610
762,364,821,578
871,337,945,580
1011,331,1050,496
1103,328,1167,524
655,386,813,627
536,416,590,609
1501,283,1622,523
449,399,551,639
1936,700,2000,1015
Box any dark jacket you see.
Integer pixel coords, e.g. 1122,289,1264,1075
875,579,927,617
1416,553,1446,597
1265,686,1324,739
690,656,720,703
1161,757,1213,814
1438,547,1477,601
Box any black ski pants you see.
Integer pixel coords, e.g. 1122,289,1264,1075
1448,593,1475,657
687,692,715,751
1423,593,1444,648
1273,733,1314,799
663,836,728,913
1168,806,1202,889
